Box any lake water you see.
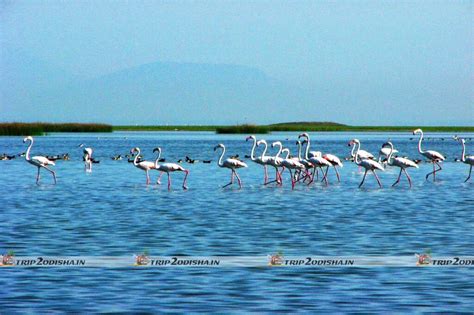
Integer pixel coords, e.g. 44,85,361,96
1,131,473,312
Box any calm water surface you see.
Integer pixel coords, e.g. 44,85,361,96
1,131,473,312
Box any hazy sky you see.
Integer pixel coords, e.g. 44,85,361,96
1,0,473,125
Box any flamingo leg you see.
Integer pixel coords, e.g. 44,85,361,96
307,168,315,185
167,172,171,190
234,170,243,188
288,169,295,189
156,172,164,185
334,165,341,182
425,161,436,181
321,166,329,185
145,169,150,185
465,165,472,182
359,170,368,187
403,168,412,188
392,168,402,187
36,167,41,184
43,166,57,184
223,170,235,188
373,170,382,188
182,170,189,190
264,165,268,184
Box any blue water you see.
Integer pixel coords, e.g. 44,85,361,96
1,131,473,312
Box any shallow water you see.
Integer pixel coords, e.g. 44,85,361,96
1,131,473,312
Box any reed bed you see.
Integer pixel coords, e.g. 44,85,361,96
0,123,113,136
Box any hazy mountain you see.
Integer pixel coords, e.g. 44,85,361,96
1,56,323,124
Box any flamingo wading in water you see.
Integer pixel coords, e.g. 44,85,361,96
413,129,445,181
214,143,248,188
454,137,474,182
130,147,157,184
23,136,57,184
383,142,418,188
246,135,269,184
83,147,93,172
298,133,332,185
280,148,305,189
153,147,189,190
349,139,384,188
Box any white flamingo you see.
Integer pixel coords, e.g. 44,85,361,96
83,147,93,172
298,133,332,185
322,153,343,182
349,139,384,188
413,129,445,181
350,141,374,160
214,143,248,188
384,142,418,188
454,137,474,182
257,139,283,185
378,146,398,164
153,147,189,190
280,148,305,189
130,147,157,185
246,135,269,184
23,136,57,184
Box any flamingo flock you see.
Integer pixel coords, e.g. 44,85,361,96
19,129,473,189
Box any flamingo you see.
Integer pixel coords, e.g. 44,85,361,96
298,133,332,185
454,137,474,182
383,142,418,188
246,135,269,184
349,139,384,188
257,139,283,185
214,143,248,188
267,141,286,185
413,129,445,181
280,148,305,189
83,147,93,172
322,153,343,182
294,140,313,182
378,146,398,165
153,147,189,190
350,141,374,160
130,147,157,184
23,136,57,184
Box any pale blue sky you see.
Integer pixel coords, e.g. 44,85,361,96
1,1,473,125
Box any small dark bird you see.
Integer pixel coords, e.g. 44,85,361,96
177,159,183,163
244,155,251,159
185,156,197,164
111,155,122,160
230,154,240,160
203,160,212,164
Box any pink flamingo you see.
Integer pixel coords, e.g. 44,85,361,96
413,129,445,181
384,142,418,188
130,147,157,184
298,133,332,185
257,139,283,185
246,135,269,184
214,144,248,188
153,147,189,190
280,148,305,189
349,139,384,188
23,136,57,184
454,137,474,182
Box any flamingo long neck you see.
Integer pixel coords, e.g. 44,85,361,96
304,136,310,159
282,148,290,159
249,137,257,161
133,149,141,166
351,143,356,158
386,143,394,165
25,139,33,161
217,146,226,167
259,140,268,160
275,143,283,158
154,149,162,169
354,142,362,165
460,140,466,162
297,141,302,160
417,131,425,154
